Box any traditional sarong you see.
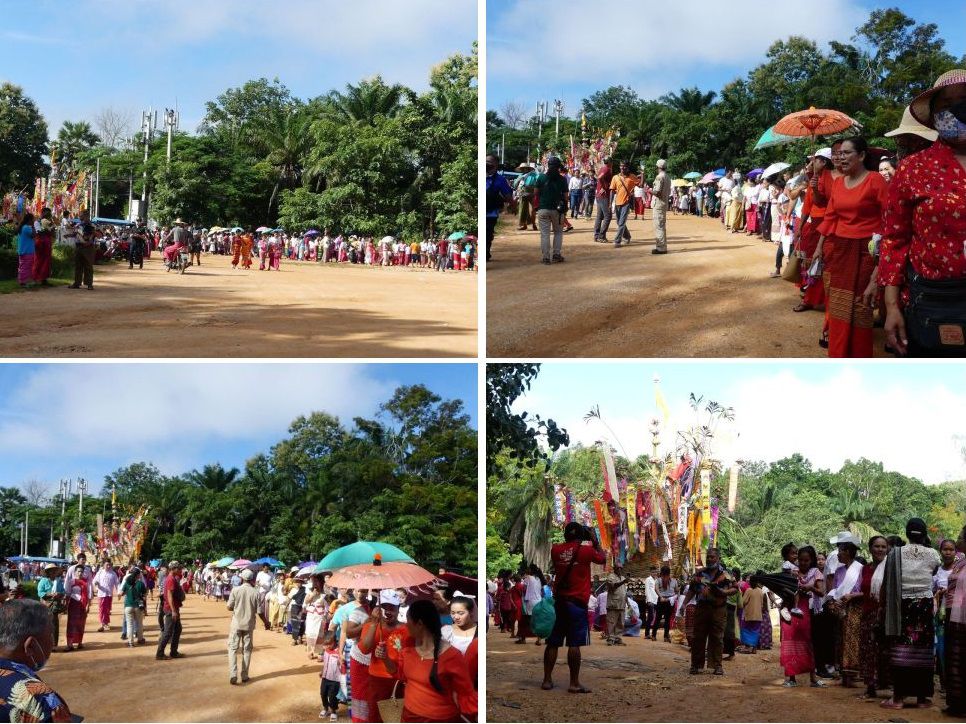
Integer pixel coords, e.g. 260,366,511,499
947,620,966,714
32,233,52,282
824,235,874,357
889,597,935,700
367,675,395,723
836,600,862,676
684,603,696,645
780,601,814,677
349,656,370,722
740,618,761,648
860,606,891,691
66,598,86,646
745,205,757,233
798,220,826,308
17,253,35,284
98,596,112,626
759,597,773,649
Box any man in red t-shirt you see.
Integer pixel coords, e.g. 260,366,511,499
593,158,613,243
542,522,607,693
156,560,185,660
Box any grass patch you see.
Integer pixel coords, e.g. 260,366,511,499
0,277,74,294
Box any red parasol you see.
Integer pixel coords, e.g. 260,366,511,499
325,561,439,590
438,571,477,596
773,107,859,141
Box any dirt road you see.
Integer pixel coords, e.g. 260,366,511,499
487,627,945,723
42,597,327,722
486,213,886,358
0,257,476,357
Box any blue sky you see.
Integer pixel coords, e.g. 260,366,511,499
1,0,477,138
512,362,966,485
0,363,477,494
487,0,966,114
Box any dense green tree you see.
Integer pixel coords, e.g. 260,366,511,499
55,121,100,167
0,83,48,188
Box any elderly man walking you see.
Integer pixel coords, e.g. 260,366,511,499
227,568,260,685
651,159,671,254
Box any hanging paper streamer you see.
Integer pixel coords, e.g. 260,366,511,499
553,484,566,525
700,469,712,532
594,499,610,550
677,501,689,535
661,522,673,561
711,505,720,547
602,446,619,502
564,488,575,523
728,466,739,512
654,378,671,423
626,483,637,536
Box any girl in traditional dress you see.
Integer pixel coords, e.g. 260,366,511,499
337,236,349,263
16,213,36,286
828,536,864,688
258,235,269,270
33,208,54,285
65,557,92,651
936,538,958,691
781,546,824,687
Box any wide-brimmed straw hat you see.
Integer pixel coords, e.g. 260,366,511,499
885,105,939,142
910,69,966,129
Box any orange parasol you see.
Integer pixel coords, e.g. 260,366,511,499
325,560,440,590
773,107,859,141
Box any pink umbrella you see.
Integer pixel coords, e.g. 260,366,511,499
228,558,252,569
326,561,439,590
699,171,720,184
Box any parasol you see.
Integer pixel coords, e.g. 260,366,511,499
380,235,395,244
253,556,284,567
698,171,720,184
683,171,702,180
209,226,225,233
303,229,320,237
296,563,317,578
315,541,414,573
447,231,467,241
773,107,860,142
746,168,764,179
748,571,799,606
255,226,272,233
761,162,791,179
213,556,234,567
438,571,477,597
753,125,798,151
229,227,244,232
326,560,438,590
228,558,252,569
671,178,692,188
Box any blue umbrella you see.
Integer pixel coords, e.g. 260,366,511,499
753,126,798,151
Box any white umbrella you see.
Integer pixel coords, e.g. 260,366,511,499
380,236,395,244
761,162,791,179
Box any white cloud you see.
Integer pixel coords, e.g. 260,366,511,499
518,366,966,485
489,0,866,98
0,364,394,480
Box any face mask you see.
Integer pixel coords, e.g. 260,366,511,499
934,109,966,142
27,639,47,672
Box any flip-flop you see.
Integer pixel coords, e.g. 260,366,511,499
568,687,592,694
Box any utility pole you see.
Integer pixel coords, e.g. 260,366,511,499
127,173,134,222
164,108,178,166
553,99,564,139
77,477,88,521
94,157,101,220
535,101,547,141
139,109,155,222
24,510,29,557
500,132,505,165
59,478,71,557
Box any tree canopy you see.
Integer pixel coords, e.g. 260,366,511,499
6,385,477,574
486,9,964,174
0,83,48,188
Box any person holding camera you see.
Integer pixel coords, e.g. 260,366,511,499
609,162,638,248
541,522,606,694
533,157,569,265
681,547,737,676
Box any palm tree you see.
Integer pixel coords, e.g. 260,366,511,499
184,463,240,492
247,105,313,216
661,87,717,114
322,77,410,124
56,121,100,166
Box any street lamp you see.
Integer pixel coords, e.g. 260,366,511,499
553,99,564,138
58,478,72,557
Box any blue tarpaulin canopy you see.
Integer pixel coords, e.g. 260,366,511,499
91,217,135,227
7,556,68,564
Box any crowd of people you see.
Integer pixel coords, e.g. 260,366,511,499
7,213,477,290
488,519,966,717
0,553,478,723
487,68,966,357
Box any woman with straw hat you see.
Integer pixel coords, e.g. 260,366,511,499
880,69,966,357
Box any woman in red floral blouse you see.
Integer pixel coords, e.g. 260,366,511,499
880,69,966,357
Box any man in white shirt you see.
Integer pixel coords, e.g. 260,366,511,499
643,567,659,639
92,561,119,632
255,565,274,630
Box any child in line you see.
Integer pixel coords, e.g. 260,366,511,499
779,542,804,622
319,632,342,721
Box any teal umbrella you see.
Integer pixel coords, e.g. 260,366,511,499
754,126,798,151
315,541,414,573
683,171,702,180
447,231,467,241
213,556,234,567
